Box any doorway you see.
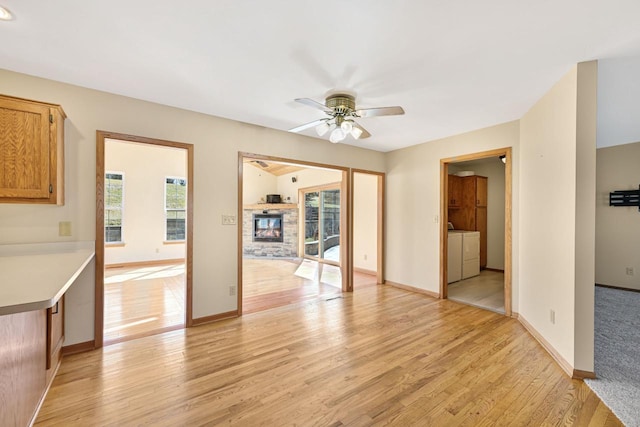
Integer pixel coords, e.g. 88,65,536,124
238,153,385,315
239,154,348,314
95,132,194,348
440,148,512,316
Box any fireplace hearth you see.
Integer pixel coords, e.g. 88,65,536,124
253,213,283,242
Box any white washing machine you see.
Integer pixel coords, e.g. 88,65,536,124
448,230,480,282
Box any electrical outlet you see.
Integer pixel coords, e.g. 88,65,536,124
433,215,439,223
626,267,634,276
229,285,236,296
222,214,237,225
550,309,555,324
58,221,72,237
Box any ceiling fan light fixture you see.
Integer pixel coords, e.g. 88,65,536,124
340,120,353,133
0,5,13,20
350,127,363,140
316,121,330,136
329,127,346,143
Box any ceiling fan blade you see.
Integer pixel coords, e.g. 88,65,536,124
352,122,371,139
252,160,269,168
288,118,327,133
295,98,333,113
355,106,405,118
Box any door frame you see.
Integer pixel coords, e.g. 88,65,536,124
95,131,194,348
440,147,513,316
238,152,351,314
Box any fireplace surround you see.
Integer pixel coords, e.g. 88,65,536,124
243,204,298,257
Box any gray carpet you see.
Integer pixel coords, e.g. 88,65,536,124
585,286,640,426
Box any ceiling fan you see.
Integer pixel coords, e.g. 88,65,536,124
289,93,405,143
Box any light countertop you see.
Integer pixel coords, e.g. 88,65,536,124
0,241,95,316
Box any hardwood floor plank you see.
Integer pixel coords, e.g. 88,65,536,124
36,286,621,426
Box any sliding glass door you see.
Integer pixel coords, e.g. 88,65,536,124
303,186,341,265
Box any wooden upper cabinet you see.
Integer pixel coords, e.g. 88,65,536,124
447,174,462,207
0,94,65,205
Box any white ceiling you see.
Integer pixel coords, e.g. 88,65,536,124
1,1,640,152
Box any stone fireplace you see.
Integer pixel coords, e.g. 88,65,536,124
243,204,298,257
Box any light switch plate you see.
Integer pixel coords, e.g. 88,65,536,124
222,214,237,225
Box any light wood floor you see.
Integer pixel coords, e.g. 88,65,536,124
242,258,377,314
104,263,185,344
37,285,620,426
448,270,505,313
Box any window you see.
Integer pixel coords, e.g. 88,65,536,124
165,177,187,241
105,172,124,243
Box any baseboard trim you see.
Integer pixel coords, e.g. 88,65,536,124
510,311,519,319
62,340,96,355
384,280,440,299
192,310,238,326
353,267,377,275
105,258,185,269
572,369,596,380
595,283,640,293
484,267,505,273
518,315,574,378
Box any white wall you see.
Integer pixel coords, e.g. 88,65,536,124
353,173,378,272
104,139,186,265
243,163,278,205
597,56,640,148
518,62,596,372
385,121,520,304
595,141,640,290
0,68,385,344
574,61,597,372
449,159,506,270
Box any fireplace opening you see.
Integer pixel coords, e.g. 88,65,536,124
253,213,283,242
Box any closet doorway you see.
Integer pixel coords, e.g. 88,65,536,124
440,147,513,316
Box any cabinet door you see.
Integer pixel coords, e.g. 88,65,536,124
0,98,51,199
447,175,462,207
476,176,488,207
461,176,477,208
0,95,65,205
